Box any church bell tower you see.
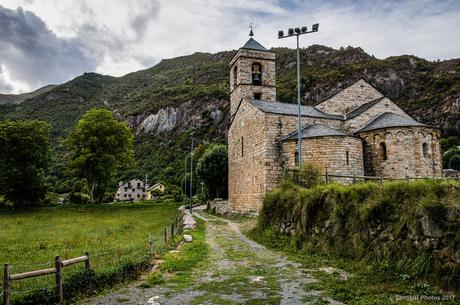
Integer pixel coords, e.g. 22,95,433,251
229,31,276,118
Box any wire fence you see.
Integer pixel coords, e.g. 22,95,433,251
2,214,184,305
287,169,459,187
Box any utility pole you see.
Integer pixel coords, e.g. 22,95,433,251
278,24,319,168
189,130,194,213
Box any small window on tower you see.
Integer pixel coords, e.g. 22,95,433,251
241,136,244,157
294,152,299,166
252,63,262,86
254,92,262,100
233,65,237,87
346,151,349,165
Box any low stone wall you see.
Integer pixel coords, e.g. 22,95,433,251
207,198,229,215
258,179,460,288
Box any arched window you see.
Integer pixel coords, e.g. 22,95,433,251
422,143,429,158
346,151,349,165
233,65,237,87
379,142,387,161
252,63,262,86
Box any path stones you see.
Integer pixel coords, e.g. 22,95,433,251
183,234,193,243
183,210,196,229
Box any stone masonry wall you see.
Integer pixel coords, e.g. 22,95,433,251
344,97,411,132
282,136,364,183
359,126,443,178
228,101,266,214
316,79,383,115
263,113,344,193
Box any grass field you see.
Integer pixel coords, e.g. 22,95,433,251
0,203,180,304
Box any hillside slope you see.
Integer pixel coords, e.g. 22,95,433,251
0,84,57,105
1,45,459,186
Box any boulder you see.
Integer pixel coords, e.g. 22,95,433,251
183,234,193,243
420,216,444,238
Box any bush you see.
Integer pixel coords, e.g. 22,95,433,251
299,162,322,188
69,192,91,204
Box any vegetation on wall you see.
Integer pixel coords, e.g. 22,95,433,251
255,179,460,289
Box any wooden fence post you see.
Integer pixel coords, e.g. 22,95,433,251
164,227,168,244
85,252,91,294
3,264,10,305
148,234,153,257
171,223,174,238
55,256,63,305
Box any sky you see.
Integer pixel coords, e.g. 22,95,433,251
0,0,459,94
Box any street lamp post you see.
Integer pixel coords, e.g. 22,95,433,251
278,24,319,168
189,130,194,213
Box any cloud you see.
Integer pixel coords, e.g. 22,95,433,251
0,0,459,94
0,66,14,93
0,5,102,93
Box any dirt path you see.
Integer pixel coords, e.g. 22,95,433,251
82,212,344,305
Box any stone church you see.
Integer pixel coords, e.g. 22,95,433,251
228,37,443,214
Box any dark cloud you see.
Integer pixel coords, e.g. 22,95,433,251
0,5,103,93
130,1,161,39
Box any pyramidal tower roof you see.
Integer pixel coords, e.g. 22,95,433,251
241,38,268,51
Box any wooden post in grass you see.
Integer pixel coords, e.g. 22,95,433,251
85,252,91,293
55,256,63,304
148,234,153,257
171,223,174,238
3,263,10,305
164,227,168,244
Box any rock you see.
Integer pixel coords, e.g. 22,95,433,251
183,234,193,243
452,251,460,264
420,216,444,238
183,210,196,229
324,220,331,228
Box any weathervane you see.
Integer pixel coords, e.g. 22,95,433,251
249,22,256,36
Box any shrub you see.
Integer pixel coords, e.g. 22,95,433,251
298,162,322,188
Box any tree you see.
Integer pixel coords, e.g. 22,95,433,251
0,120,51,206
67,109,134,203
448,154,460,170
443,148,460,169
196,143,228,199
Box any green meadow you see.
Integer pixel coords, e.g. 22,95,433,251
0,203,180,303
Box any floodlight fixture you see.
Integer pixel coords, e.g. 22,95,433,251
294,27,301,34
301,26,307,33
278,30,284,38
312,23,319,31
288,28,294,35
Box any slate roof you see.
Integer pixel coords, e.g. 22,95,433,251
356,112,426,133
345,97,385,119
241,38,268,51
280,124,348,141
249,99,344,120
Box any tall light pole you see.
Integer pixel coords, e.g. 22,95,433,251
189,129,195,213
278,24,319,168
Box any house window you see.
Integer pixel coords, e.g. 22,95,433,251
124,187,128,191
422,143,429,158
137,194,140,198
233,65,237,87
346,151,349,165
132,188,135,192
379,142,387,161
128,194,131,197
137,182,140,188
124,194,127,198
241,136,244,157
254,92,262,100
252,63,262,86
